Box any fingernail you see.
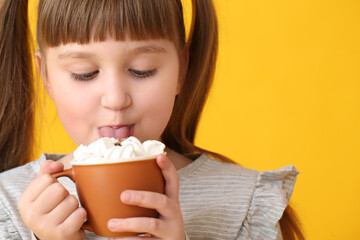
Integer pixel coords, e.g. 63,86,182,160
121,191,131,202
108,220,116,230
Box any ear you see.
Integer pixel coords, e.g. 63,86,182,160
35,50,53,99
176,44,189,95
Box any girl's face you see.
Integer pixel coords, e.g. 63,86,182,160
37,38,182,145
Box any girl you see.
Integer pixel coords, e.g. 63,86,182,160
0,0,304,239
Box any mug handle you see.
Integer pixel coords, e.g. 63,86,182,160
51,168,74,181
51,169,94,232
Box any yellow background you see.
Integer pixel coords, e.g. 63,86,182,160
28,0,360,239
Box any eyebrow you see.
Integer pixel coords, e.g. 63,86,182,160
132,45,167,55
57,51,96,59
57,44,167,60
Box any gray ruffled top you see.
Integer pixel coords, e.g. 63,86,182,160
0,153,298,240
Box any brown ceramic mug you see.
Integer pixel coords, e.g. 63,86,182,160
52,157,164,238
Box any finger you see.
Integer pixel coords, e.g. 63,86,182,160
20,174,56,203
59,206,87,234
32,182,69,214
39,160,64,176
48,194,80,224
156,154,179,201
121,190,173,217
108,217,164,238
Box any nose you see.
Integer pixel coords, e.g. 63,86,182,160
101,75,132,111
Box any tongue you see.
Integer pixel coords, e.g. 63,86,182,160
99,126,131,139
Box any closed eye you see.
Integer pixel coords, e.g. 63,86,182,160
129,69,157,79
71,70,99,81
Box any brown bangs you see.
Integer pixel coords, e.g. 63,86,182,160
37,0,186,49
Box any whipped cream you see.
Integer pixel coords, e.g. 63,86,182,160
71,136,165,165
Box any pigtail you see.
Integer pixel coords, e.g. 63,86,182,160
162,0,218,154
183,0,218,145
0,0,34,172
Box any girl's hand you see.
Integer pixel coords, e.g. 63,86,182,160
18,160,87,240
107,154,185,240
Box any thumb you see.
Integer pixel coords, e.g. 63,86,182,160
39,160,64,176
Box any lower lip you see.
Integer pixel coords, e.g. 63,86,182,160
98,125,134,139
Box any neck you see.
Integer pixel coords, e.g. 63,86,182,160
165,147,193,170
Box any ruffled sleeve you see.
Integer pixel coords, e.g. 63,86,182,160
237,165,299,240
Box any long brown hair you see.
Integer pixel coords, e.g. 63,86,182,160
0,0,34,172
6,0,304,238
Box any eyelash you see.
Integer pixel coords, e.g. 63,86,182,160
71,70,99,81
70,69,156,81
129,69,157,78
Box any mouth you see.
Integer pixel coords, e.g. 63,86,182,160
98,124,134,139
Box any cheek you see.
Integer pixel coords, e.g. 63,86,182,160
47,77,98,143
139,98,174,141
52,91,89,135
50,81,82,118
55,95,86,124
145,85,177,129
141,87,175,116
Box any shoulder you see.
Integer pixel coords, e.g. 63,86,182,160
179,154,299,240
0,154,49,207
0,154,67,239
179,153,298,192
0,153,67,198
0,155,45,239
0,155,44,190
179,155,259,239
179,154,259,180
